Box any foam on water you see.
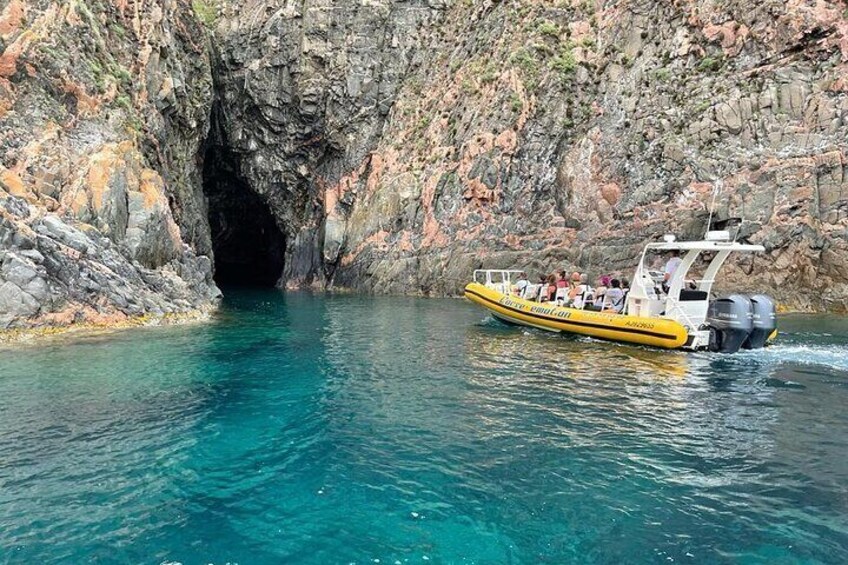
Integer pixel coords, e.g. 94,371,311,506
731,343,848,372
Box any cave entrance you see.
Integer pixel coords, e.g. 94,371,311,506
202,145,286,288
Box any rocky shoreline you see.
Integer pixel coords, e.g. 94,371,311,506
0,0,219,332
0,307,214,346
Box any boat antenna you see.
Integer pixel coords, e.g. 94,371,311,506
705,179,722,238
733,202,745,243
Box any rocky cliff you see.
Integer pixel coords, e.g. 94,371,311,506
2,0,847,331
0,0,219,330
211,0,848,311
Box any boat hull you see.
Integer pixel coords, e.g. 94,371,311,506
464,282,689,350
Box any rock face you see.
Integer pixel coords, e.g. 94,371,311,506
209,0,848,311
0,0,219,329
209,0,452,288
2,0,848,330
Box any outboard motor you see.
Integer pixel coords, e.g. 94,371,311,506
742,294,777,349
706,295,754,354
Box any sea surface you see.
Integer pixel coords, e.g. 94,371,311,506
1,291,847,564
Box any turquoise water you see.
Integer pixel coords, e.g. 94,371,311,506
1,291,848,564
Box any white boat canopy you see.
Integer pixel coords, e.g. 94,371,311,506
643,241,765,252
627,231,765,338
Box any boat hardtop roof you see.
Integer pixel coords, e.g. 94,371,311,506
643,240,765,252
641,231,764,253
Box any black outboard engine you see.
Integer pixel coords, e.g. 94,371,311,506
742,294,777,349
706,295,754,354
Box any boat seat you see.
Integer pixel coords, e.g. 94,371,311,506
554,287,568,305
679,289,708,301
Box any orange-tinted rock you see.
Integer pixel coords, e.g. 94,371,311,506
0,0,219,331
0,0,25,38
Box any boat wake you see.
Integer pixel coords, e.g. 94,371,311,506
476,311,848,374
731,344,848,373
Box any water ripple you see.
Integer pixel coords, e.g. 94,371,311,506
0,296,847,563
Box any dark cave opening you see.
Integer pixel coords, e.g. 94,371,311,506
202,144,286,288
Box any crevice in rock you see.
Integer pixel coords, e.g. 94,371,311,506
202,107,286,288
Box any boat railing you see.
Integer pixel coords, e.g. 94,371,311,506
664,300,702,331
665,277,715,329
473,270,525,295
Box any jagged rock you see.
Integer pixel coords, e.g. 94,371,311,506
2,0,848,332
206,0,848,311
0,0,218,330
1,252,38,287
0,281,39,327
35,216,92,254
716,101,744,134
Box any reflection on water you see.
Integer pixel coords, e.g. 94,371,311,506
0,293,847,563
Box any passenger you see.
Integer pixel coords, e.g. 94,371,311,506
514,272,529,297
554,271,569,304
568,271,582,301
556,270,569,289
662,250,682,293
572,273,591,309
535,275,547,301
579,273,590,293
592,284,607,310
603,279,626,313
572,293,585,310
546,274,557,302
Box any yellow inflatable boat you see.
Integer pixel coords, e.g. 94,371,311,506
464,282,689,349
464,232,777,353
